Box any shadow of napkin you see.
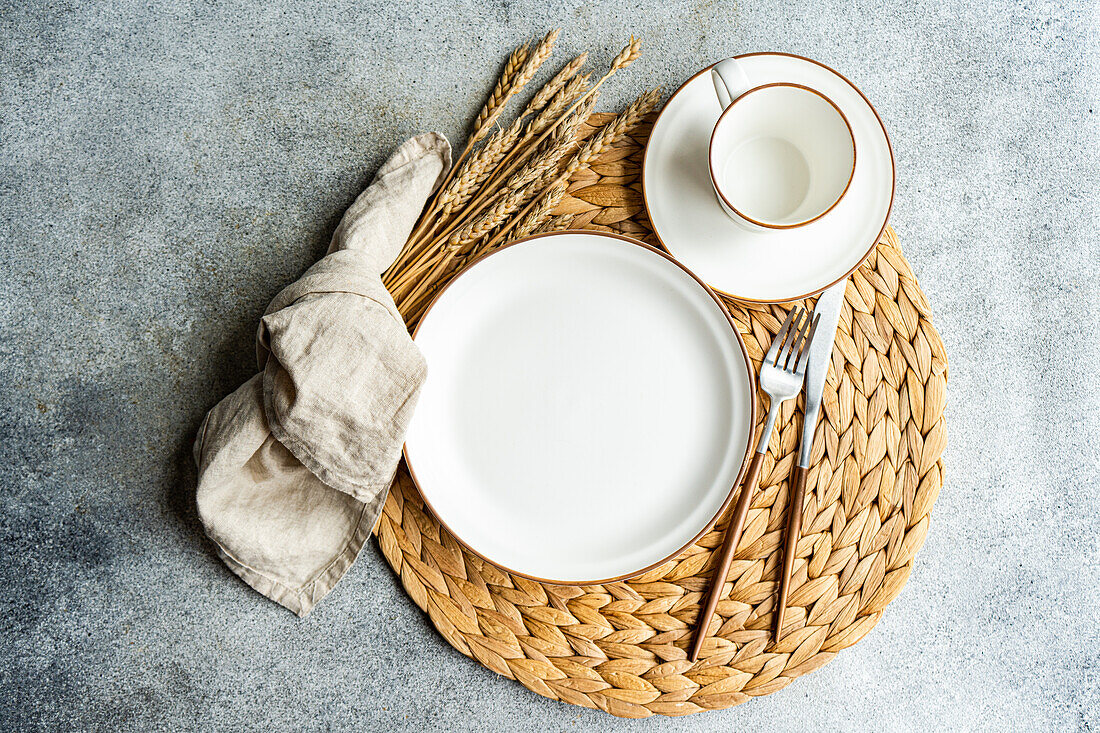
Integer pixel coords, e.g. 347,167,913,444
193,133,450,616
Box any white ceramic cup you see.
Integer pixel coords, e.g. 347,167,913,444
709,58,856,229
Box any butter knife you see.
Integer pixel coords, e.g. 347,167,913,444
775,280,846,640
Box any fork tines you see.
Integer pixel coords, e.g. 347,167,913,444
770,307,820,374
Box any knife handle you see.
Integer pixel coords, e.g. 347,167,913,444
775,465,808,641
688,450,765,662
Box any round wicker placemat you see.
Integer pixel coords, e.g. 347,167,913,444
374,113,948,718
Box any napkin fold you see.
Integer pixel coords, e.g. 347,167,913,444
193,133,451,616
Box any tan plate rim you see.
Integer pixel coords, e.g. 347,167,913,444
402,229,760,586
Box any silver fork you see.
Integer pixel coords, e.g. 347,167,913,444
688,306,819,662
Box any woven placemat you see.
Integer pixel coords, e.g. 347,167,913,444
374,112,948,718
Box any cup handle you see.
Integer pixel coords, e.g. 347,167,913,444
711,58,752,110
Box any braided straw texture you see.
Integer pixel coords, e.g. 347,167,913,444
375,112,948,718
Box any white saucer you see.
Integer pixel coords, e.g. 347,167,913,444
643,53,895,303
404,231,756,584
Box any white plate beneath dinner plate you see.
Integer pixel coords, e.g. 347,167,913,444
404,231,756,584
643,53,895,303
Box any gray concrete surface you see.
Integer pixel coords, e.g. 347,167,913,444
1,0,1097,730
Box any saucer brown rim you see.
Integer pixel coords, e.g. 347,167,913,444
402,229,759,586
642,52,897,305
708,82,857,230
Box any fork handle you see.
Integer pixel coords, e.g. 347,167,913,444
775,465,808,641
688,449,766,662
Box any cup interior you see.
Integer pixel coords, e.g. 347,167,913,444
710,83,855,228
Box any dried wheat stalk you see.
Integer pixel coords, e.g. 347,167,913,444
507,182,570,242
441,122,522,217
482,86,660,251
383,32,650,323
474,35,642,199
396,40,530,256
401,181,541,310
393,92,594,296
506,29,559,104
523,53,587,116
494,95,595,203
527,73,591,137
472,43,529,144
393,107,556,286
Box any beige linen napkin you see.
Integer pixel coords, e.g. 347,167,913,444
193,133,451,616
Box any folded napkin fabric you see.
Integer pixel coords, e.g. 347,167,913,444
193,133,451,616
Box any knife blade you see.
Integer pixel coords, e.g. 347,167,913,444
798,280,846,468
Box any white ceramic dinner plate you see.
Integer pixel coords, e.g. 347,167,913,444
404,231,756,584
643,53,895,303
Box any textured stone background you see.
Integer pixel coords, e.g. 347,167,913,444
1,0,1097,730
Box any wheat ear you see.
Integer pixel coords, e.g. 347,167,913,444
537,214,576,234
505,28,559,104
523,53,587,116
471,42,529,144
507,182,570,242
527,73,591,137
496,96,593,199
416,89,594,260
484,86,659,250
477,36,642,195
